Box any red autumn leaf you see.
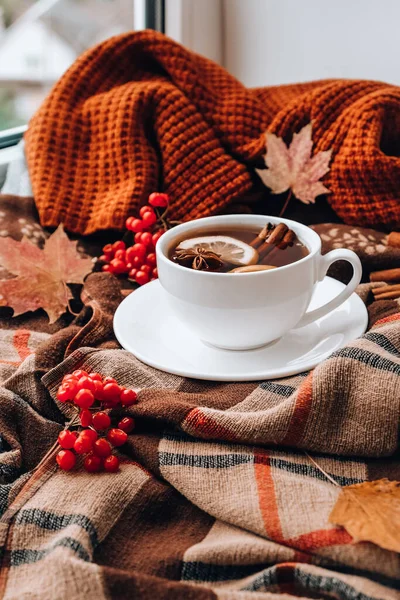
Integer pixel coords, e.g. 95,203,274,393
0,224,93,323
256,123,332,204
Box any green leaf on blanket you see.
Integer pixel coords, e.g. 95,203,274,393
0,224,93,323
256,123,332,205
329,478,400,553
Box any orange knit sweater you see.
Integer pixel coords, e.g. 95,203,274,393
25,30,400,235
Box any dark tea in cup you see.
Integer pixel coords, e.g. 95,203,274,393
169,222,309,273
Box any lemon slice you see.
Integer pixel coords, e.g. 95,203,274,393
230,265,276,273
177,236,259,266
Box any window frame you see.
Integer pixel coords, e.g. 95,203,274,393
0,0,164,150
0,125,27,150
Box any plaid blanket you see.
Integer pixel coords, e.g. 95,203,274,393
0,158,400,599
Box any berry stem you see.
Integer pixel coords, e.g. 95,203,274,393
156,206,170,231
33,438,59,472
33,413,80,473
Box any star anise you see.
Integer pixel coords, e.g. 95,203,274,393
172,247,224,271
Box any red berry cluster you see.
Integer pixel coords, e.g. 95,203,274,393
55,370,137,474
100,237,160,286
100,193,170,286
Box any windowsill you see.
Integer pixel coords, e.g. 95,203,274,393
0,145,21,166
0,144,22,191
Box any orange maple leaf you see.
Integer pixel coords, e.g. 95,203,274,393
256,123,332,204
0,224,93,323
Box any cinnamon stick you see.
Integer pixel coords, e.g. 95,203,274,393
370,268,400,283
250,223,273,249
373,290,400,300
372,283,400,295
266,229,297,263
258,223,289,260
277,229,296,250
387,231,400,249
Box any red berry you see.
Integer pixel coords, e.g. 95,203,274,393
91,379,103,398
56,384,75,403
110,258,127,275
84,454,102,473
103,244,114,258
103,376,117,384
81,428,98,443
63,373,78,383
139,205,154,218
102,264,114,273
142,211,157,228
146,253,157,268
127,243,147,262
152,231,164,246
80,409,92,427
74,433,94,454
107,428,128,447
152,267,158,278
56,449,76,471
93,438,112,458
148,192,169,208
114,249,126,261
125,247,136,263
134,232,143,243
128,268,138,279
120,389,137,407
135,270,150,286
102,382,121,404
73,370,88,379
88,372,103,382
77,376,95,393
99,254,108,262
92,411,111,430
74,389,95,409
140,231,153,247
118,417,135,433
131,256,144,269
58,429,78,449
125,216,135,230
129,218,144,233
141,264,151,275
104,455,120,473
113,241,126,252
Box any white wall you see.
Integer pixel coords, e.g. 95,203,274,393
223,0,400,87
165,0,223,65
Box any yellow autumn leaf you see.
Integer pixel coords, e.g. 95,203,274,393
329,478,400,553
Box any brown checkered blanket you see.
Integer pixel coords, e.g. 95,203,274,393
0,194,399,599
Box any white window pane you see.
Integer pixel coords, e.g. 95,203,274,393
0,0,134,130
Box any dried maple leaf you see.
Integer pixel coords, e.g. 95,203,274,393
329,479,400,553
0,224,93,323
256,123,332,204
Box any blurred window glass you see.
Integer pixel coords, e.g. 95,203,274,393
0,0,134,131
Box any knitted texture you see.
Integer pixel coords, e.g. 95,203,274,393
25,30,400,235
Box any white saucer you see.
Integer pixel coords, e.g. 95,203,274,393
113,278,368,382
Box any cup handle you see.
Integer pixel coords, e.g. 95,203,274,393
295,249,362,329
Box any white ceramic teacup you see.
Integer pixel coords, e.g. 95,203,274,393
156,214,362,351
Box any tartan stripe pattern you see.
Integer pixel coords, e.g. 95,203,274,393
0,328,50,383
0,219,399,598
